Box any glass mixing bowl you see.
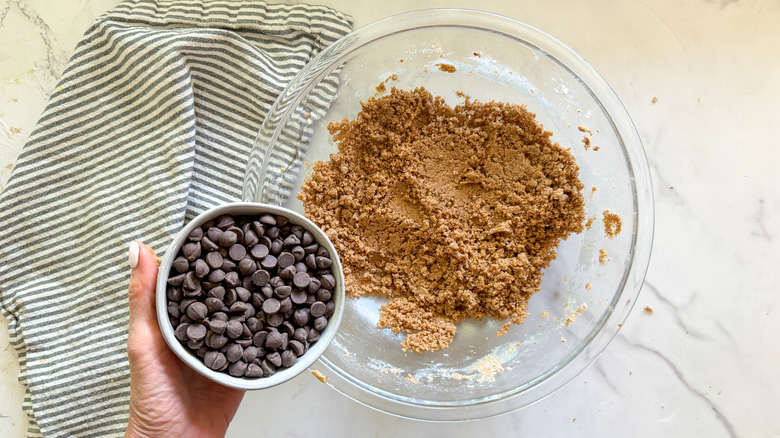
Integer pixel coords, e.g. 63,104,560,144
242,9,653,421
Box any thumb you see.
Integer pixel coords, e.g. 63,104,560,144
127,241,162,354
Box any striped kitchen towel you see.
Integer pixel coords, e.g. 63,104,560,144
0,1,351,436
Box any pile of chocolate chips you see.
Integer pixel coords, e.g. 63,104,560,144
165,213,337,378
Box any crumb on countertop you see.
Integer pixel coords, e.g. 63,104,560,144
311,370,329,383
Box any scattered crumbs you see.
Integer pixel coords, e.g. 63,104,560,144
473,52,482,57
585,215,595,229
0,110,4,117
572,418,576,423
644,305,654,312
390,368,399,375
476,355,503,380
585,282,592,291
280,167,286,173
5,164,12,170
376,82,386,93
39,359,45,364
381,368,389,374
718,390,722,395
10,127,21,135
311,370,329,383
423,67,428,73
540,312,549,318
538,322,545,327
697,98,701,104
436,63,456,73
661,404,665,409
591,186,597,194
12,98,18,103
599,248,609,265
603,210,622,238
509,342,521,353
652,96,658,103
305,113,311,118
560,337,566,343
565,304,587,326
407,374,418,383
427,376,433,382
564,275,568,282
617,323,622,327
578,125,593,135
530,89,535,94
629,371,632,376
582,135,592,150
398,58,405,63
496,321,512,337
110,379,115,383
593,146,600,151
344,353,349,358
669,186,674,190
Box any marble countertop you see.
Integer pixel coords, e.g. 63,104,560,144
1,0,778,436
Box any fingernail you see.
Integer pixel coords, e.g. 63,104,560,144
128,241,140,269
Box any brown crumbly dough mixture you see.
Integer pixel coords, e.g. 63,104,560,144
564,303,588,326
599,248,609,265
436,63,456,73
299,87,586,352
602,210,622,238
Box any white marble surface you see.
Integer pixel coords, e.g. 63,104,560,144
1,0,779,436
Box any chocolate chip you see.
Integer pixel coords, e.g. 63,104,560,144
260,359,276,377
226,343,243,363
244,230,259,247
187,302,208,321
235,287,251,302
307,278,321,293
201,236,219,252
313,316,328,331
226,320,243,339
310,301,326,318
252,330,268,348
316,289,331,302
252,269,270,286
308,328,320,343
182,242,202,261
316,256,332,269
274,285,292,299
238,258,255,275
279,297,292,314
187,323,207,341
167,273,185,287
280,266,296,280
173,256,190,273
283,234,300,247
275,215,289,227
194,259,210,278
224,271,240,287
270,239,283,255
208,269,226,283
292,340,308,358
281,350,297,368
267,313,284,327
325,301,336,318
243,346,260,363
219,230,238,247
259,214,276,226
250,244,269,259
182,272,200,290
260,255,278,270
293,309,309,326
293,327,308,342
263,298,280,314
209,318,227,335
204,351,228,370
229,244,247,261
301,231,314,247
266,351,282,367
265,330,283,349
206,251,223,269
229,301,248,314
266,226,280,240
208,333,228,349
188,227,203,242
320,274,335,290
304,243,319,253
221,259,237,271
208,286,226,301
291,246,306,262
246,363,263,378
292,272,310,288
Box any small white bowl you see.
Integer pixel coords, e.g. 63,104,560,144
155,202,345,390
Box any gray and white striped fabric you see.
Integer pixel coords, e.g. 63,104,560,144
0,1,351,436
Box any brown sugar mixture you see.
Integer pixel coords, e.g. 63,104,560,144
602,210,622,238
299,87,586,352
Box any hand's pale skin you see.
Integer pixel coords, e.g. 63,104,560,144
125,242,244,438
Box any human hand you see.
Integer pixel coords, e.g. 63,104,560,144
125,241,244,438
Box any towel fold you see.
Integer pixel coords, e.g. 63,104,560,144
0,1,351,436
